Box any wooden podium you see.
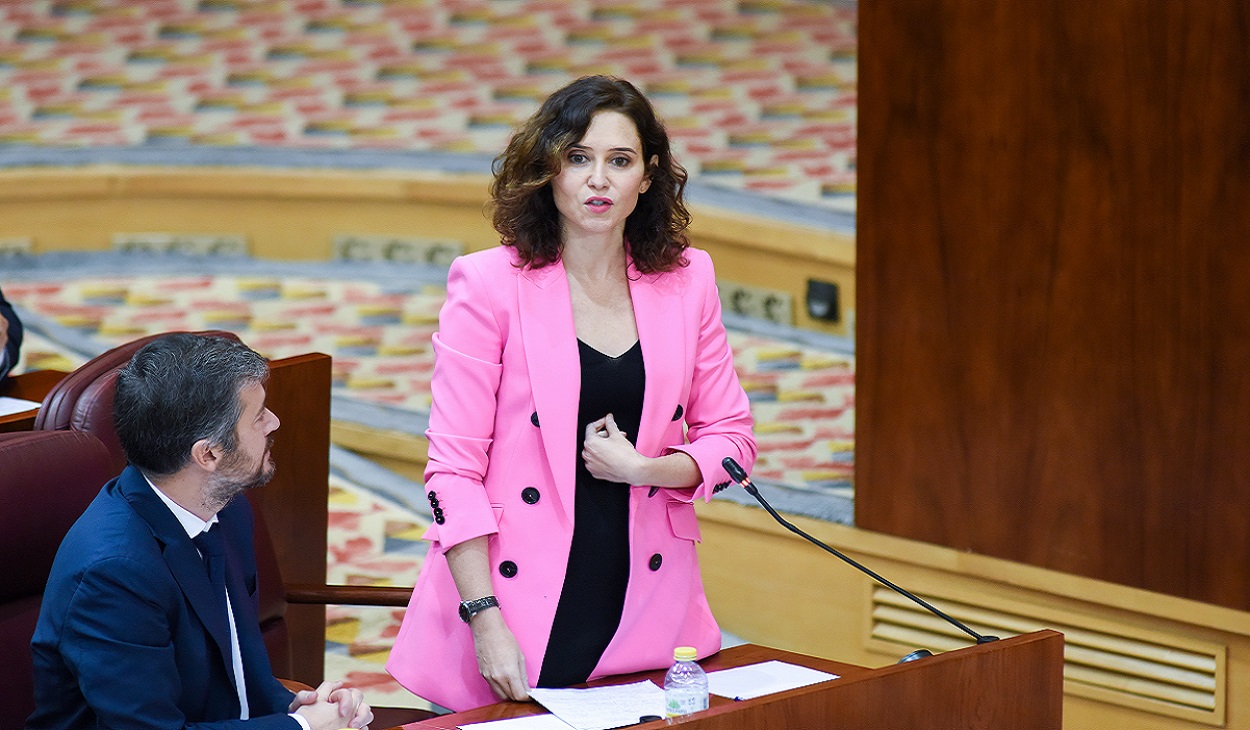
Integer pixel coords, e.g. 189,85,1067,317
402,630,1063,730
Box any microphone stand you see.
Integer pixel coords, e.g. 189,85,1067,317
721,458,997,660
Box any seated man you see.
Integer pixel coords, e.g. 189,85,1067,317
0,285,22,380
28,333,373,730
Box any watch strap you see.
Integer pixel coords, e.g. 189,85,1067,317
459,595,499,622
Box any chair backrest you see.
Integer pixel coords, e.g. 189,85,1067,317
34,330,242,473
29,330,292,676
0,430,115,730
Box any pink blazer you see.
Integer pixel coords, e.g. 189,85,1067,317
386,245,757,711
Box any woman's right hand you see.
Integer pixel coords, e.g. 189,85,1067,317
470,609,531,702
444,536,530,702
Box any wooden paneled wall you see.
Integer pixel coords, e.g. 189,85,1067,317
856,0,1250,610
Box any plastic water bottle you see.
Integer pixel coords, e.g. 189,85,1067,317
663,646,709,717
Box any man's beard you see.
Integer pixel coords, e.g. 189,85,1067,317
202,437,276,513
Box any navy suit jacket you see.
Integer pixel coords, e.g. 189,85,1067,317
28,466,298,729
0,286,22,379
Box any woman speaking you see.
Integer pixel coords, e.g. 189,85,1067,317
387,75,757,712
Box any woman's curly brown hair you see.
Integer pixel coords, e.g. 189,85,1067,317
490,75,691,273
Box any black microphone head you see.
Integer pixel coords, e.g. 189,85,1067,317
898,649,934,664
722,457,748,483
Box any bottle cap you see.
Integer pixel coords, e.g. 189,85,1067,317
673,646,697,661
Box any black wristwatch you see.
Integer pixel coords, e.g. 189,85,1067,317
458,595,499,623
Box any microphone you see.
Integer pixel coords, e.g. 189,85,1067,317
720,457,998,661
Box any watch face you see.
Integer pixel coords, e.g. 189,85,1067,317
459,596,497,623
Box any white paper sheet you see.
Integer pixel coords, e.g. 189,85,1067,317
526,680,667,730
0,396,39,417
706,660,839,701
458,661,838,729
459,714,577,730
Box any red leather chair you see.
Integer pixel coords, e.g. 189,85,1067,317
29,330,311,666
0,430,116,729
34,330,242,474
31,332,433,726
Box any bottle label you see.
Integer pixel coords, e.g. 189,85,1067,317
664,687,709,717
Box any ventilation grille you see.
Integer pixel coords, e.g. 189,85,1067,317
869,587,1226,725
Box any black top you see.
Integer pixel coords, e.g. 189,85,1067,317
538,339,645,687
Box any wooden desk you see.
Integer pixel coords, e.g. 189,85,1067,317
402,644,866,729
0,369,65,432
401,632,1064,730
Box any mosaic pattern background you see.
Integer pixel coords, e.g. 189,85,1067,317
0,0,856,213
1,0,857,707
324,475,430,710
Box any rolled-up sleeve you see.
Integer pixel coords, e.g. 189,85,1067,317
668,251,758,501
422,256,507,548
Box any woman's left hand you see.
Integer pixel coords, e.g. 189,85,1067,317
583,414,645,484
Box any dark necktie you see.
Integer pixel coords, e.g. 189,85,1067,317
192,526,228,608
192,524,250,716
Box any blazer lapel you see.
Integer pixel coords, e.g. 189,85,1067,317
119,468,238,689
628,260,687,461
518,259,579,526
